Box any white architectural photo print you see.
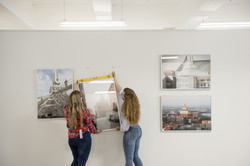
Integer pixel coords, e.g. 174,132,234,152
36,69,73,119
161,96,211,131
161,54,211,90
78,75,120,131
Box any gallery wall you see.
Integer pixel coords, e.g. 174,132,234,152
0,30,250,166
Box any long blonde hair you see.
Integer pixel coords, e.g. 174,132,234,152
122,88,140,125
67,90,83,130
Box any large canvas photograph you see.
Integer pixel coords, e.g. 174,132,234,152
161,96,211,131
78,75,120,131
36,69,73,119
161,54,211,90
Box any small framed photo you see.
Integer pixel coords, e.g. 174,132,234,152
78,74,120,131
36,68,73,119
161,95,211,132
161,54,211,90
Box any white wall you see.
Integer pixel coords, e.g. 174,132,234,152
0,30,250,166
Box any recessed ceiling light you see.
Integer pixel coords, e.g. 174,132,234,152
60,20,127,27
197,22,250,29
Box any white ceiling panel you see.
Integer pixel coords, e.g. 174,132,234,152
0,0,250,30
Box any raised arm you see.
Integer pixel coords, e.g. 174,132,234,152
176,56,187,71
112,71,122,92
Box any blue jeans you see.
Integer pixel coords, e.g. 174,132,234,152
68,132,91,166
123,125,143,166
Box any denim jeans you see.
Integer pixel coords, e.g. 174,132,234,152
123,125,143,166
68,132,91,166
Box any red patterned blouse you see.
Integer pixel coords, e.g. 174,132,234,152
63,105,97,138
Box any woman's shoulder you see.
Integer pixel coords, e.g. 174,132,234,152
83,108,90,114
63,105,68,110
80,108,89,114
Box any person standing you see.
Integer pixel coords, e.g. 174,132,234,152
162,56,187,89
63,89,101,166
162,70,177,88
112,71,143,166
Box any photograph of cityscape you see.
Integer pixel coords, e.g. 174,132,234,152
161,96,211,131
161,54,211,90
37,69,73,119
78,75,120,131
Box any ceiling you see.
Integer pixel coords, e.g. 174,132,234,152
0,0,250,30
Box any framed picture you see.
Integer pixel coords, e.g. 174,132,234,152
161,54,211,90
78,74,120,131
161,96,211,131
36,69,73,119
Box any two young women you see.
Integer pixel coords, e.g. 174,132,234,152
63,73,143,166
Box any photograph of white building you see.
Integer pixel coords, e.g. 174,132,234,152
161,96,211,131
36,69,73,119
161,55,211,90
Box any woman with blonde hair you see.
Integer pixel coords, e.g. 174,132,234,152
63,89,101,166
113,71,143,166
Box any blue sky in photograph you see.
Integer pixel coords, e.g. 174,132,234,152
36,69,72,97
162,96,211,108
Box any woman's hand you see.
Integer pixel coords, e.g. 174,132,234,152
74,81,79,90
115,126,120,131
96,129,102,134
112,71,116,78
112,71,122,92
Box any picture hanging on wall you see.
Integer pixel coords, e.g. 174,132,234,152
36,69,73,119
161,95,211,131
78,74,120,131
161,54,211,90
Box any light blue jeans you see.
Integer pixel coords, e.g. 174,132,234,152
123,125,143,166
